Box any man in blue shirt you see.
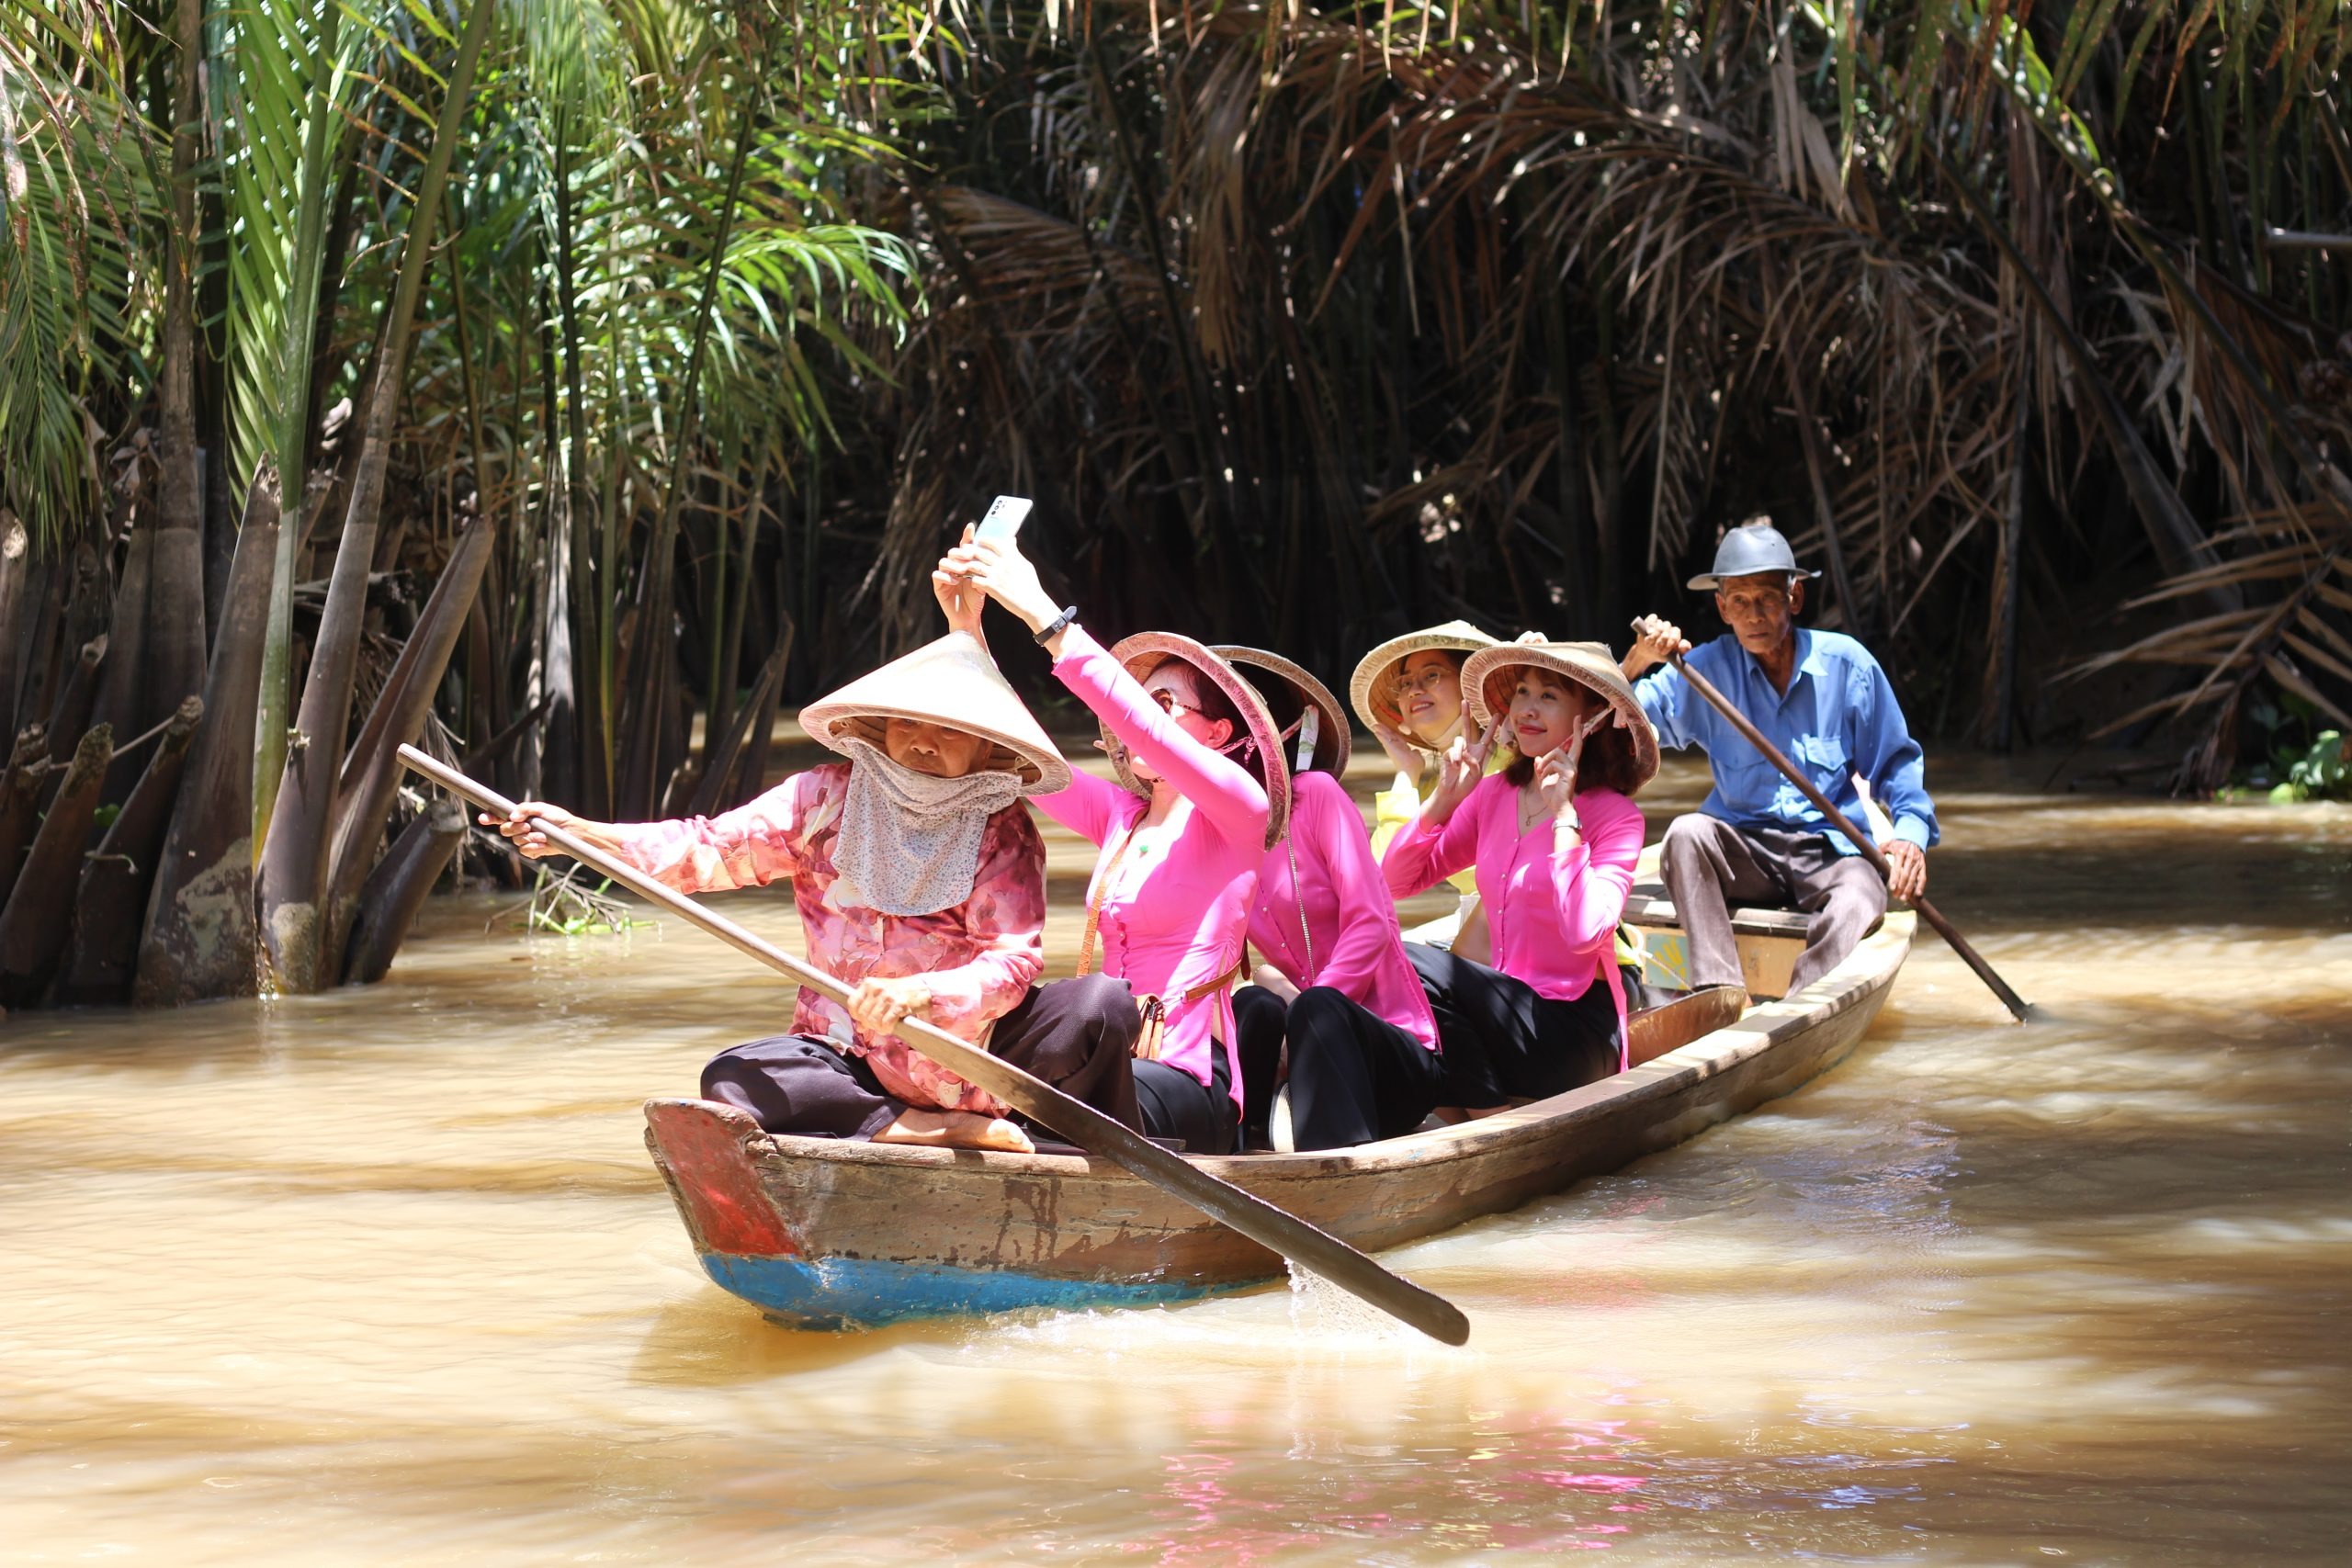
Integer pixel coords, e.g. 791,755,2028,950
1621,519,1937,997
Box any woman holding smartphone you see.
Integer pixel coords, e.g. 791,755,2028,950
941,534,1283,1154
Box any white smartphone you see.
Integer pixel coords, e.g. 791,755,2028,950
974,494,1033,543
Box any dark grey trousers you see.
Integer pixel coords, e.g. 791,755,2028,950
1658,815,1887,995
700,973,1144,1140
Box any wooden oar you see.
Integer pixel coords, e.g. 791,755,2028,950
1641,644,2030,1021
398,744,1471,1346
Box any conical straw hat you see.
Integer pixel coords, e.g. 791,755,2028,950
1104,632,1291,848
1211,645,1351,778
798,631,1071,795
1460,641,1659,792
1347,619,1501,738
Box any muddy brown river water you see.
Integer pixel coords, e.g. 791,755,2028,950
3,755,2346,1564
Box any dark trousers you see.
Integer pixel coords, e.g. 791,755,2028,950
700,973,1145,1141
1406,944,1620,1110
1659,815,1887,994
1235,986,1287,1145
1234,984,1444,1151
1133,1035,1237,1156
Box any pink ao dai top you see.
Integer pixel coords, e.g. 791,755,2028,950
1248,771,1438,1051
1035,626,1269,1109
606,762,1046,1116
1381,775,1645,1064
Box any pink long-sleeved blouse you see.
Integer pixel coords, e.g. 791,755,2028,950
605,762,1046,1116
1035,626,1268,1108
1249,771,1438,1052
1382,775,1644,1061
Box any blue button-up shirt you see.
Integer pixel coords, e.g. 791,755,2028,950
1632,629,1938,856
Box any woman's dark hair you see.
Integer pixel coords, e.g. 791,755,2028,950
1144,655,1272,791
1148,655,1241,731
1492,669,1646,796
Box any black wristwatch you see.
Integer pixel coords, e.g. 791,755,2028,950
1035,604,1080,645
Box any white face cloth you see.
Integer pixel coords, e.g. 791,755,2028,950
834,738,1024,916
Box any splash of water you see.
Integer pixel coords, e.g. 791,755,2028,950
1284,1260,1420,1345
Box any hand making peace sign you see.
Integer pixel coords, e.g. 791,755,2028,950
1531,705,1613,823
1423,712,1505,825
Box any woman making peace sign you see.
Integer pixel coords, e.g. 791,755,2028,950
1382,642,1660,1112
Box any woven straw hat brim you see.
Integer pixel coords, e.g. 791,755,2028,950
797,631,1072,795
1346,619,1501,738
1461,641,1660,793
1209,645,1351,777
1105,632,1292,849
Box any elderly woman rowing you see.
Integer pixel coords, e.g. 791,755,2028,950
485,618,1137,1155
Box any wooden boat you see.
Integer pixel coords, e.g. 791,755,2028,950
643,872,1914,1331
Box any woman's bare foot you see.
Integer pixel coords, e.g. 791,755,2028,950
874,1108,1035,1154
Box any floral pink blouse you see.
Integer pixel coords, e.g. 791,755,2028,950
605,762,1046,1116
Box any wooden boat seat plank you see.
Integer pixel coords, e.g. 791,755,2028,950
1624,879,1883,942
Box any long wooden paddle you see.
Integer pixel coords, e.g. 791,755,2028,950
398,744,1471,1345
1640,644,2030,1021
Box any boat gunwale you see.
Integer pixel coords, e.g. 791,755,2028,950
684,908,1916,1185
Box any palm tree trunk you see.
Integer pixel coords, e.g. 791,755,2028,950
0,725,112,1006
339,798,465,987
88,516,153,801
552,131,605,818
45,635,108,773
0,727,50,910
616,111,758,816
322,512,494,967
252,0,347,860
136,462,280,1007
0,517,28,741
148,0,210,714
255,0,494,992
712,446,767,756
687,645,784,818
53,696,203,1006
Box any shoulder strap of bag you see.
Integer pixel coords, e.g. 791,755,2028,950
1075,823,1139,978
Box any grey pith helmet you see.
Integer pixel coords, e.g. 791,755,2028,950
1687,518,1823,592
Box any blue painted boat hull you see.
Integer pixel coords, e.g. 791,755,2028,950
697,1249,1221,1331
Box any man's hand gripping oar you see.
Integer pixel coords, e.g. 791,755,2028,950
398,744,1472,1345
1625,625,2031,1022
